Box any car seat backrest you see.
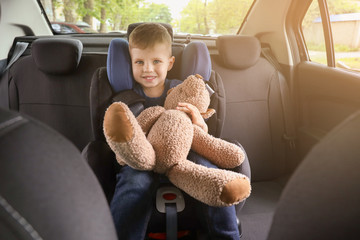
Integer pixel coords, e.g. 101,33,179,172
0,108,117,240
212,35,290,181
267,110,360,239
8,38,107,150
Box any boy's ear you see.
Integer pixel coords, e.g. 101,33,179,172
167,56,175,71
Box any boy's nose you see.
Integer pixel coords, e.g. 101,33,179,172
143,62,153,72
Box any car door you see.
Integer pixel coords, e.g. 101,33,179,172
288,0,360,159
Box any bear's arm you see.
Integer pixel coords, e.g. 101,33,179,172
192,125,245,169
136,106,165,134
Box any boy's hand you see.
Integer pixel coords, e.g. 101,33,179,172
176,102,208,133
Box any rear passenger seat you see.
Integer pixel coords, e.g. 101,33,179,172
212,35,296,240
1,33,295,239
5,38,107,150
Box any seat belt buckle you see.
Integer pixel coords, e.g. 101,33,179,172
156,186,185,213
155,187,185,240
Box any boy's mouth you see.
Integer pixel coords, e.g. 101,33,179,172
143,76,156,82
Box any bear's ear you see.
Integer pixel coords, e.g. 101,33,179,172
167,88,174,95
201,108,216,119
195,74,203,79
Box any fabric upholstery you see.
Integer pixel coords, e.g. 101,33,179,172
217,35,261,70
89,67,114,141
107,39,133,92
212,35,291,240
8,38,107,150
32,38,83,75
213,36,287,181
167,43,185,80
82,140,119,203
89,67,145,142
0,109,117,240
181,41,212,81
267,110,360,240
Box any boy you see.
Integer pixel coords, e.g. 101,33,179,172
110,22,250,239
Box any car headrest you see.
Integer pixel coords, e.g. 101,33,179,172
32,38,83,75
107,39,212,93
181,41,212,81
127,22,174,40
216,35,261,69
107,38,134,92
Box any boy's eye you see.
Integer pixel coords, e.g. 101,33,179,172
153,60,161,64
135,61,144,65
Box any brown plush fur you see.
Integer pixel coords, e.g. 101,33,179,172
104,75,251,206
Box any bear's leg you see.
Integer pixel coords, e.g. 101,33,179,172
192,125,245,169
167,160,251,207
103,102,156,171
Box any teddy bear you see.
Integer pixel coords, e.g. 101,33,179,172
103,74,251,207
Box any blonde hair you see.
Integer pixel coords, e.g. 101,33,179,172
129,23,172,55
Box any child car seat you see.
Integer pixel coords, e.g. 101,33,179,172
82,23,244,239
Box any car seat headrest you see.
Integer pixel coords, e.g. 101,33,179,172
107,23,211,92
107,38,134,92
107,39,212,93
32,38,83,75
127,22,174,40
181,41,212,81
216,35,261,69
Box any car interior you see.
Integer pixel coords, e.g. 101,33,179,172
1,0,360,239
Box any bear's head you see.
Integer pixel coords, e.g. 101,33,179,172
164,74,215,119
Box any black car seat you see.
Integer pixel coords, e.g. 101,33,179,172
267,110,360,240
0,108,117,240
5,38,107,150
211,35,296,239
82,23,248,239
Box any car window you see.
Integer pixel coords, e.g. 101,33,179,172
39,0,254,36
302,0,360,72
302,1,327,65
328,0,360,71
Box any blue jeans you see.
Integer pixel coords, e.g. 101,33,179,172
110,147,251,240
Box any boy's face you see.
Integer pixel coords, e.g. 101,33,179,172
130,43,175,97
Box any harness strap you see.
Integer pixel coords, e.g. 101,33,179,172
165,203,177,240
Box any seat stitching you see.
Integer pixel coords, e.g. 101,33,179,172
0,115,27,132
0,195,43,240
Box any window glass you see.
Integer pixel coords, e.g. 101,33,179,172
39,0,253,35
327,0,360,71
302,0,327,65
302,0,360,72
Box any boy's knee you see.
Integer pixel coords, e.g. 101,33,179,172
124,168,160,190
188,150,218,168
